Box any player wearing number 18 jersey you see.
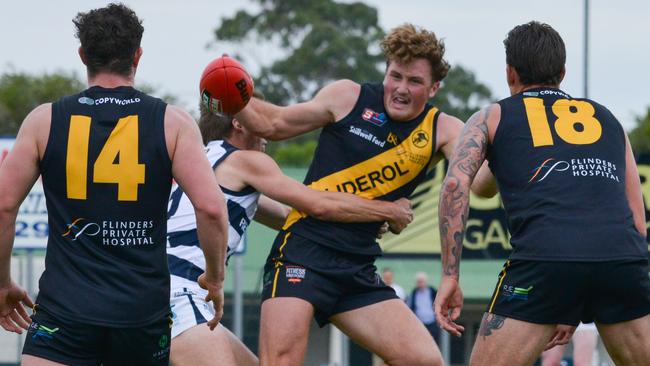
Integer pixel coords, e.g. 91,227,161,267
436,21,650,366
0,4,228,366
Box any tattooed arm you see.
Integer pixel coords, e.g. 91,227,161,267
435,113,498,198
434,104,497,336
440,105,492,277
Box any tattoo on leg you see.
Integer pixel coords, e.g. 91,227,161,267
479,313,505,338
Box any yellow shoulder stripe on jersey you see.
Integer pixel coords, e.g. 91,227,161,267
283,107,439,230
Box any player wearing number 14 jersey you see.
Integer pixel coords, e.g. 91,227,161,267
435,21,650,366
0,4,229,366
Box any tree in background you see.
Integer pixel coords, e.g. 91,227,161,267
215,0,385,165
0,70,179,136
214,0,494,167
432,64,492,122
216,0,385,105
630,107,650,155
0,71,84,136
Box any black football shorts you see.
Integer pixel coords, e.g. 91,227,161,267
487,259,650,325
22,305,172,366
261,231,398,327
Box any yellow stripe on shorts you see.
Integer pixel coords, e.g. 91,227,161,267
271,232,292,298
488,260,511,313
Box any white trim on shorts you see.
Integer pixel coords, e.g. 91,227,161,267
576,322,598,332
170,286,215,339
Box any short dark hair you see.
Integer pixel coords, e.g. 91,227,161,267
199,90,265,145
198,104,234,145
73,3,144,77
504,21,566,86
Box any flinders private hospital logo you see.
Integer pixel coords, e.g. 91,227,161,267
61,218,100,240
529,157,620,184
62,217,156,246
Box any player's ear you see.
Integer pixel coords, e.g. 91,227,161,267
78,47,87,65
558,67,566,84
506,64,517,86
428,81,440,98
232,118,243,131
133,47,143,68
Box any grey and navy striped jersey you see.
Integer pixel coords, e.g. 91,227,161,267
166,140,260,289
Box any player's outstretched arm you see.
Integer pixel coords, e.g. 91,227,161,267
253,195,291,230
0,104,45,333
623,134,647,237
167,105,229,329
235,80,360,141
229,151,413,232
253,195,409,236
435,104,498,337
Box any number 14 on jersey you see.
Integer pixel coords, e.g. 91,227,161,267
66,115,145,201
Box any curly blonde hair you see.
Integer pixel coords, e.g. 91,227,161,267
380,24,450,82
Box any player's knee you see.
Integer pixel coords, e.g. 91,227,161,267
260,341,304,366
388,349,442,366
261,352,301,366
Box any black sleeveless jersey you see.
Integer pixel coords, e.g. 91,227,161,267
38,86,172,326
283,83,440,255
488,87,646,261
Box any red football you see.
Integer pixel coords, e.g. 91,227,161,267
199,56,254,115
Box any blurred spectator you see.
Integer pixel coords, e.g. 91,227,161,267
541,322,599,366
382,267,406,300
407,272,439,342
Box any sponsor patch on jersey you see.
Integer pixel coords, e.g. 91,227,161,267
62,217,156,246
411,130,430,148
61,218,100,240
349,126,387,147
286,266,306,283
361,108,387,126
78,96,95,105
387,132,399,146
78,96,141,106
529,157,620,184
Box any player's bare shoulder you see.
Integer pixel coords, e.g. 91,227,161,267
434,112,464,157
217,149,280,191
484,103,502,143
225,149,278,174
163,104,199,159
317,79,362,122
21,103,53,159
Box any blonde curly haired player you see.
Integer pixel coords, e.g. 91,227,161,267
233,23,495,366
167,82,415,365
